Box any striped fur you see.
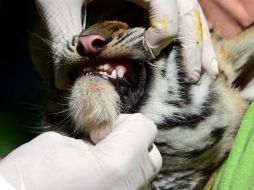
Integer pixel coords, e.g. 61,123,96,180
31,1,254,189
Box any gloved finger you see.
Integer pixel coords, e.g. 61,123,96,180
147,144,162,180
95,114,157,153
198,4,219,79
115,114,158,149
36,0,85,90
177,0,203,83
143,0,178,58
35,0,84,42
31,132,93,150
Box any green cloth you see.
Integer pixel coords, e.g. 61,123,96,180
213,102,254,190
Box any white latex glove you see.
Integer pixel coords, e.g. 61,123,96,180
0,114,162,190
130,0,219,82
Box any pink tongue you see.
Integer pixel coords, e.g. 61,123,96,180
90,125,113,144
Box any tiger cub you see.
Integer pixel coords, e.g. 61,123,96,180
31,1,254,189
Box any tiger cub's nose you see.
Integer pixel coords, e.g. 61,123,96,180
77,35,107,56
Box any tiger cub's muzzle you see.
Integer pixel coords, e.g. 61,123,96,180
69,21,149,111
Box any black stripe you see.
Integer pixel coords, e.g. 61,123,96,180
210,126,225,139
175,62,192,104
156,126,226,158
165,42,193,104
71,36,76,46
160,68,166,77
152,172,193,190
164,100,182,107
63,49,70,57
113,31,134,46
159,56,168,78
152,183,190,190
67,41,75,52
133,40,143,49
158,91,217,129
168,89,175,95
123,32,144,44
158,110,211,129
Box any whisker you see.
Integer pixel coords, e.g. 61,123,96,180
16,102,45,111
50,107,72,115
28,30,53,46
30,46,54,59
54,112,72,128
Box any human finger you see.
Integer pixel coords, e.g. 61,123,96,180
96,114,157,153
35,0,84,42
147,144,163,180
198,4,219,79
143,0,178,58
177,0,203,82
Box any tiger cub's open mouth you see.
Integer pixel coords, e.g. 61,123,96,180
72,59,147,110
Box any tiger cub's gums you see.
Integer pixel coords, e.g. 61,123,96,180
31,1,254,189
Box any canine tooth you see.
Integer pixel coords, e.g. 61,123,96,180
104,64,111,70
98,65,104,70
116,66,126,78
111,70,117,79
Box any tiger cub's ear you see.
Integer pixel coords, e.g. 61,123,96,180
214,27,254,101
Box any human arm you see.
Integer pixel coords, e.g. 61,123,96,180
199,0,254,37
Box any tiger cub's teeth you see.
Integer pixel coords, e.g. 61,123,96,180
103,64,111,70
116,66,126,78
98,65,104,70
85,72,92,76
82,64,126,79
97,64,111,71
111,70,117,79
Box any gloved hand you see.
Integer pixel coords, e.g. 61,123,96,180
131,0,218,82
35,0,218,83
35,0,84,42
0,114,162,190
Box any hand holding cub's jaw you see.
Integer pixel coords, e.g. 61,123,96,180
0,114,162,190
35,0,218,85
135,0,219,82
